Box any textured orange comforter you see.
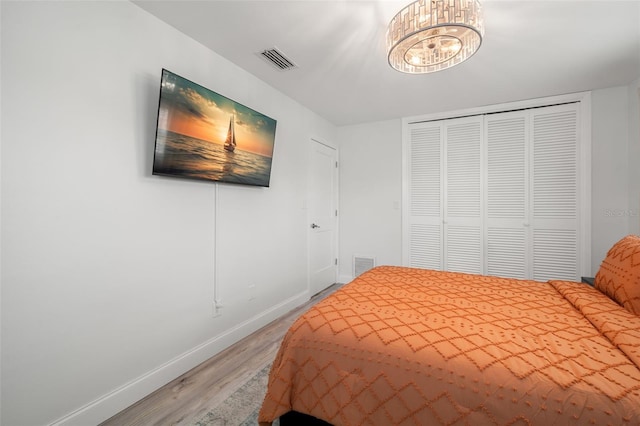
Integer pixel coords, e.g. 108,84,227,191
259,266,640,425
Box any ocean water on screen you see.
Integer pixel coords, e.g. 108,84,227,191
153,129,272,187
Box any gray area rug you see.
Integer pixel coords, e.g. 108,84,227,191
191,363,280,426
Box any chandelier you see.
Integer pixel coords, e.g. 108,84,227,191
387,0,484,74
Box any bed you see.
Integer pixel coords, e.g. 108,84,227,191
259,235,640,425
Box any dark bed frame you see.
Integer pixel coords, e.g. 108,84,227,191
280,411,332,425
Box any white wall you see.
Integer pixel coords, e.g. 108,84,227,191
0,2,335,425
337,119,402,282
628,77,640,235
338,86,638,281
591,86,633,272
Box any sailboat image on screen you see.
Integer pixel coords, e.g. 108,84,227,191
224,114,237,153
152,69,277,187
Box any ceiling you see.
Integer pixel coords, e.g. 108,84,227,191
134,0,640,127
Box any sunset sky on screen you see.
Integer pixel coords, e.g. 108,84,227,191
157,71,276,157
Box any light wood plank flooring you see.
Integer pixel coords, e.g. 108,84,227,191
100,284,341,426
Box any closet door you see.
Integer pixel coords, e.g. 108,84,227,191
530,103,580,281
404,99,586,280
484,112,529,279
406,122,443,270
444,117,483,274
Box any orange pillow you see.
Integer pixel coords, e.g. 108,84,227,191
595,235,640,315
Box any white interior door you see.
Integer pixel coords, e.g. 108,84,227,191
406,122,443,270
484,111,529,279
444,117,483,274
530,104,580,281
308,139,338,295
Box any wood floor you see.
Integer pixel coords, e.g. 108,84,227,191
100,284,342,426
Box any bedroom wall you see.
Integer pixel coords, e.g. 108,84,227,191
337,119,402,283
628,77,640,236
338,85,637,281
591,86,633,272
0,2,335,425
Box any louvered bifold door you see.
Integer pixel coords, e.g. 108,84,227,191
484,112,529,279
444,117,483,274
531,103,580,281
407,122,443,270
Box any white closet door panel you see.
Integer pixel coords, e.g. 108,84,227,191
409,125,441,217
444,117,483,274
445,225,482,274
409,223,441,269
486,114,527,219
445,119,482,218
532,107,578,220
531,104,580,281
487,228,527,279
485,112,529,279
533,229,578,281
407,122,443,269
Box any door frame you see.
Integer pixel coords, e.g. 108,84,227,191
307,137,339,296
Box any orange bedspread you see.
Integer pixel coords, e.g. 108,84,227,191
259,266,640,425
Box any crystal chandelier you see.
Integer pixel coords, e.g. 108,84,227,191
387,0,484,74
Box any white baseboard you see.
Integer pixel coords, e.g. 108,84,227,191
49,290,311,426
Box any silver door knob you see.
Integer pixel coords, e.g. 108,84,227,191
311,223,320,229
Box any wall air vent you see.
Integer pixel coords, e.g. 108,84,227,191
353,255,376,278
259,47,298,71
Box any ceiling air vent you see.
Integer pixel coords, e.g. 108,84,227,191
259,48,297,71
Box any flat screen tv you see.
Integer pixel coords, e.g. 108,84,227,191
152,69,277,187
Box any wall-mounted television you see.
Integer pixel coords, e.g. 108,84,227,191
152,69,277,187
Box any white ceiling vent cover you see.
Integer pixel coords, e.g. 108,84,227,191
353,255,376,278
259,48,298,71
